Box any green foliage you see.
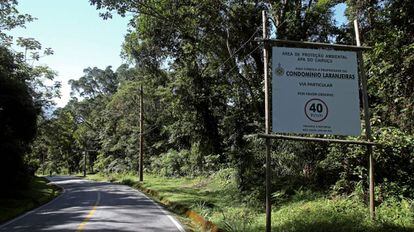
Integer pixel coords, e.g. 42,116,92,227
0,0,35,45
75,1,352,197
373,127,414,199
31,108,81,175
321,127,414,199
1,1,58,110
271,0,340,42
69,66,119,98
221,208,256,232
149,148,221,177
150,149,191,177
87,171,414,232
377,198,414,229
0,46,38,195
0,176,60,223
218,193,414,232
93,152,114,173
30,2,414,229
346,0,414,132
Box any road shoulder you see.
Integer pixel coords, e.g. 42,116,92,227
0,176,62,226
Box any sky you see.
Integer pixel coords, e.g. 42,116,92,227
9,1,347,108
334,3,347,26
10,0,131,107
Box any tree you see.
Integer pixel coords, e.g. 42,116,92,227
1,1,59,190
1,0,59,112
320,0,414,198
0,46,38,195
69,66,119,99
347,0,414,133
0,0,35,45
87,0,344,190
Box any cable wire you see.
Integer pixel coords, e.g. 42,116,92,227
221,27,260,66
223,45,261,77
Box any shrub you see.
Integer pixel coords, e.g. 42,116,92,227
149,147,221,177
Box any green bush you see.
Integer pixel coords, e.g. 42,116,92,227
320,127,414,199
374,127,414,199
93,152,115,173
149,147,221,177
376,198,414,229
150,149,192,177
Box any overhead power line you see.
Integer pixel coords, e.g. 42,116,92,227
204,27,260,76
221,27,260,66
223,45,261,77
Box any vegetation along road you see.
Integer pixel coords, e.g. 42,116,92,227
0,176,185,232
1,1,414,231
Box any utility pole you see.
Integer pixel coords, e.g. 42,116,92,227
139,84,144,181
83,151,86,177
41,152,45,176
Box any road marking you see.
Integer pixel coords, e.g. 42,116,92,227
166,214,186,232
137,190,186,232
76,191,101,232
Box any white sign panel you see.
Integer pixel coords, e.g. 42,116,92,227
272,47,361,135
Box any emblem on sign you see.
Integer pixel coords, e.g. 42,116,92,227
275,63,284,77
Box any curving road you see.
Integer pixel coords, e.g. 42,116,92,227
0,176,185,232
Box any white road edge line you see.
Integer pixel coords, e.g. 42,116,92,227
0,177,66,229
129,186,186,232
166,214,186,232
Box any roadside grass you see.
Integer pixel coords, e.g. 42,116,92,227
268,196,414,232
0,176,61,224
85,171,414,232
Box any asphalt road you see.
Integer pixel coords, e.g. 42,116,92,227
0,176,185,232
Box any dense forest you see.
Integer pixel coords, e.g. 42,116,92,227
1,0,413,230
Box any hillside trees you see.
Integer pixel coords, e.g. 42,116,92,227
90,0,269,186
85,0,348,191
29,66,120,174
35,0,414,203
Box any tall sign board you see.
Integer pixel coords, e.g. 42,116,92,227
272,47,361,135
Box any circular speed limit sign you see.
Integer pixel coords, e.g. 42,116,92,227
304,98,328,122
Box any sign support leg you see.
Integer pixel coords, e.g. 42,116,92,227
354,19,375,220
368,145,375,219
265,139,271,231
262,10,271,232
